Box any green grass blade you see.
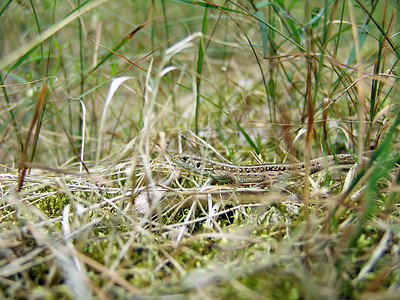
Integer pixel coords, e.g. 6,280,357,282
254,10,268,57
235,121,260,155
0,0,12,17
195,6,208,134
347,24,369,66
172,0,243,13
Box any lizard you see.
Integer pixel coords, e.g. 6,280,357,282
172,153,365,184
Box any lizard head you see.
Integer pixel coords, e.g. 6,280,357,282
172,154,213,176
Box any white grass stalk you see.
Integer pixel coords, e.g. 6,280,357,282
96,76,132,166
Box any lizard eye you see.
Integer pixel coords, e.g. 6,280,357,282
182,156,188,162
196,162,201,168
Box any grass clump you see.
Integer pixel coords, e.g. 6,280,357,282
1,0,400,299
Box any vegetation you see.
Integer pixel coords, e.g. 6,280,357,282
1,0,399,299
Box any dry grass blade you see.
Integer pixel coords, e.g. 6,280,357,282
17,82,47,191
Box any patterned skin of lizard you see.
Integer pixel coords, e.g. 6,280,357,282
172,153,362,184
